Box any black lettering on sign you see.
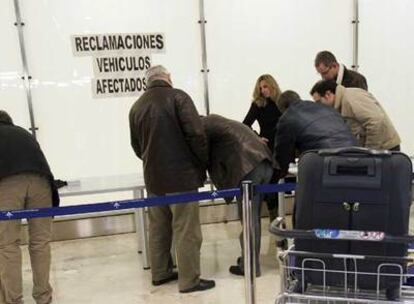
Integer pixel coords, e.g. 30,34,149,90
117,35,125,49
96,79,103,95
136,78,142,91
113,79,120,93
133,35,141,49
101,36,108,50
89,36,96,51
95,77,150,96
124,57,131,71
119,57,125,72
125,35,133,49
108,36,117,50
75,37,83,52
124,78,130,92
118,78,125,91
95,35,103,51
96,58,104,73
102,58,109,72
143,35,150,49
130,78,136,92
145,56,151,69
156,34,164,49
108,57,116,72
102,79,108,93
82,37,89,51
143,77,147,90
108,79,112,94
150,35,156,48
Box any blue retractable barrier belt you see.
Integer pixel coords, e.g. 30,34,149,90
0,183,296,221
256,183,296,194
0,188,240,221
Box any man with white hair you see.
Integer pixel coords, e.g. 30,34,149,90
129,65,215,293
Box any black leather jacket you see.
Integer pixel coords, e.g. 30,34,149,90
274,100,358,174
202,114,273,189
129,80,208,194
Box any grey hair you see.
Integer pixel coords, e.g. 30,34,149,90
0,110,13,125
145,65,170,84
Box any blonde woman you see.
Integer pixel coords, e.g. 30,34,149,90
243,74,282,222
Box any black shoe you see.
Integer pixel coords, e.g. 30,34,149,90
180,279,215,293
152,272,178,286
229,264,261,277
237,256,242,265
229,265,244,276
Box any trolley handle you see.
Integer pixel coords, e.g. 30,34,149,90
317,146,392,157
270,217,414,243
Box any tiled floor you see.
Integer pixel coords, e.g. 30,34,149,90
20,220,281,304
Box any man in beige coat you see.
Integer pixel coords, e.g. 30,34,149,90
313,80,401,150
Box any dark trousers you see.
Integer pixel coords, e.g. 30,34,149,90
236,160,273,275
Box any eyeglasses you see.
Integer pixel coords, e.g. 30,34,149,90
318,65,333,78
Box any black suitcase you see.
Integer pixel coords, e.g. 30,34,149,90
294,147,412,297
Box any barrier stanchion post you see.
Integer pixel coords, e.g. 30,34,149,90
134,189,145,254
242,180,256,304
133,188,150,270
277,178,286,218
133,189,150,269
140,206,150,270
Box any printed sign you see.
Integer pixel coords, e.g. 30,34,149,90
71,33,165,98
72,33,165,56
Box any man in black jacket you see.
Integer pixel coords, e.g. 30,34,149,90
0,110,59,304
129,65,214,293
274,91,358,177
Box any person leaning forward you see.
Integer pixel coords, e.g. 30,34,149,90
313,80,401,151
0,110,59,304
274,90,358,177
129,65,215,293
202,114,276,277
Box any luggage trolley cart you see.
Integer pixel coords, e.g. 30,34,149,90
270,218,414,303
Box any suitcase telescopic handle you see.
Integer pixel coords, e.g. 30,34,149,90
318,146,392,157
270,217,414,244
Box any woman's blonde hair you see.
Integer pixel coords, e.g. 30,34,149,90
252,74,281,107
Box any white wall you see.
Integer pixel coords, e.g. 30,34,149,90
0,1,31,128
206,0,354,121
1,0,203,180
359,0,414,154
0,0,412,185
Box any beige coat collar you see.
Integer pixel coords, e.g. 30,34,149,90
336,63,345,85
334,84,346,111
